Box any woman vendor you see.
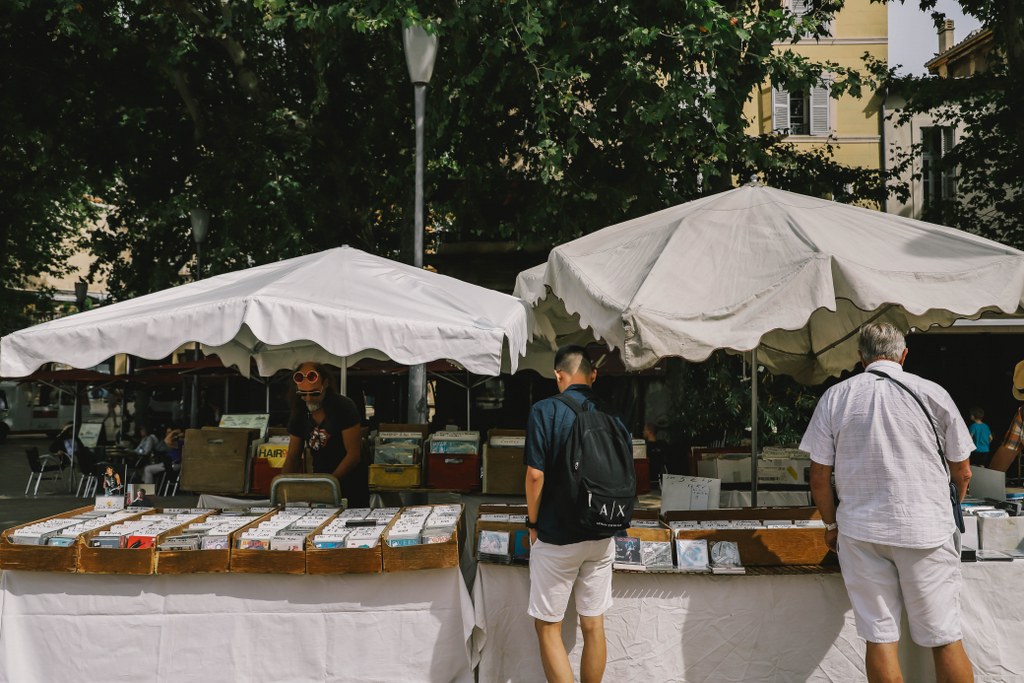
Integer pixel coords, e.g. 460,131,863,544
283,361,369,507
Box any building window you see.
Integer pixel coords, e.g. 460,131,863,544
789,0,810,15
772,85,830,136
921,126,955,206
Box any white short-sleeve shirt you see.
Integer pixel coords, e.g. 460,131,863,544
799,360,973,548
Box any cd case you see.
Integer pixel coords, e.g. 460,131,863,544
675,539,710,572
478,530,511,563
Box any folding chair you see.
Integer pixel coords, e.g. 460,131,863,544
25,447,64,496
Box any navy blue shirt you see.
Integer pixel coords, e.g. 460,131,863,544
525,384,631,545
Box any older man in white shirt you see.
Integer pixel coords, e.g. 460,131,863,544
801,322,974,683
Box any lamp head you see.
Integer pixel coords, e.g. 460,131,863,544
190,208,210,245
403,25,438,85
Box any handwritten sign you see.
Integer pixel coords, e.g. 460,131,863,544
660,475,721,513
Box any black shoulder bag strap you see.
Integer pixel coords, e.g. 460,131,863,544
867,369,966,533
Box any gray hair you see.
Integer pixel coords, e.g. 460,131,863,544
858,322,906,362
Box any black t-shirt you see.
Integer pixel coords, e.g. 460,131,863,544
287,393,361,475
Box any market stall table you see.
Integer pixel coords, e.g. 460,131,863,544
471,562,1024,682
0,566,475,682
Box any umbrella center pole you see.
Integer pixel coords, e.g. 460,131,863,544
751,347,759,507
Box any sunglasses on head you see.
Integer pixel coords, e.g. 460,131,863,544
293,370,320,384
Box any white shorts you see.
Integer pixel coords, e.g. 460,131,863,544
838,533,963,647
528,537,614,622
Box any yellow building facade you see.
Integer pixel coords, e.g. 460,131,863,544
743,0,887,174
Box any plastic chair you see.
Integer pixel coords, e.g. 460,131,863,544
75,448,111,498
25,447,64,496
158,455,181,496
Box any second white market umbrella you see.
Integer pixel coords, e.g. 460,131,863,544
516,183,1024,501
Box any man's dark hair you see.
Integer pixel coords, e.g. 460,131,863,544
554,345,593,376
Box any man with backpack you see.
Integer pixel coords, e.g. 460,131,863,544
525,344,635,683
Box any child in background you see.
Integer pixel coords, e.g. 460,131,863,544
969,406,993,467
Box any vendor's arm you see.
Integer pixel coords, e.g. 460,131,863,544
331,424,362,480
949,458,972,500
988,444,1018,472
282,435,304,474
809,461,838,552
525,466,544,545
989,408,1023,472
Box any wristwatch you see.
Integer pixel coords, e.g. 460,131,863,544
824,522,838,531
525,519,538,529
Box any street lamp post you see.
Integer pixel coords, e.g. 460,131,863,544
74,280,88,311
403,25,438,425
189,208,210,428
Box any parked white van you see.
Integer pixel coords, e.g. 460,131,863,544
0,381,77,442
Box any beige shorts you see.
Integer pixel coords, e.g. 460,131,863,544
838,533,963,647
528,537,614,622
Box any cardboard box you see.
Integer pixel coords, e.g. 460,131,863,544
482,429,527,495
369,464,421,489
696,454,809,485
180,427,259,495
427,453,481,491
665,507,833,567
697,454,751,483
978,517,1024,552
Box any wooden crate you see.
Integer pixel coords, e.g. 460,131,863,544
0,505,97,573
306,545,383,575
155,510,275,575
78,511,215,575
228,512,337,575
666,507,833,567
382,505,464,573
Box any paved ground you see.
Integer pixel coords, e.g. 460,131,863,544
0,433,198,532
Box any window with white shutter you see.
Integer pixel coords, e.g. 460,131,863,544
922,126,956,205
809,85,830,136
772,87,790,133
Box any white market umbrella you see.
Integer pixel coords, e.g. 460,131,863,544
516,184,1024,385
1,246,532,380
515,184,1024,502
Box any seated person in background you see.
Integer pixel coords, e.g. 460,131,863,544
283,362,368,507
143,425,184,485
132,425,160,460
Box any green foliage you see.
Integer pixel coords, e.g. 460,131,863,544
874,1,1023,247
1,0,888,308
665,353,821,448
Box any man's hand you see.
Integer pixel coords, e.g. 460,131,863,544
824,527,838,552
529,528,537,546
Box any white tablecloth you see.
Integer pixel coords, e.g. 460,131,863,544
1,567,475,683
472,562,1024,683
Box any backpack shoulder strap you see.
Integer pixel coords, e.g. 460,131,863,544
554,393,584,415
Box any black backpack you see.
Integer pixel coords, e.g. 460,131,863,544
554,394,636,536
